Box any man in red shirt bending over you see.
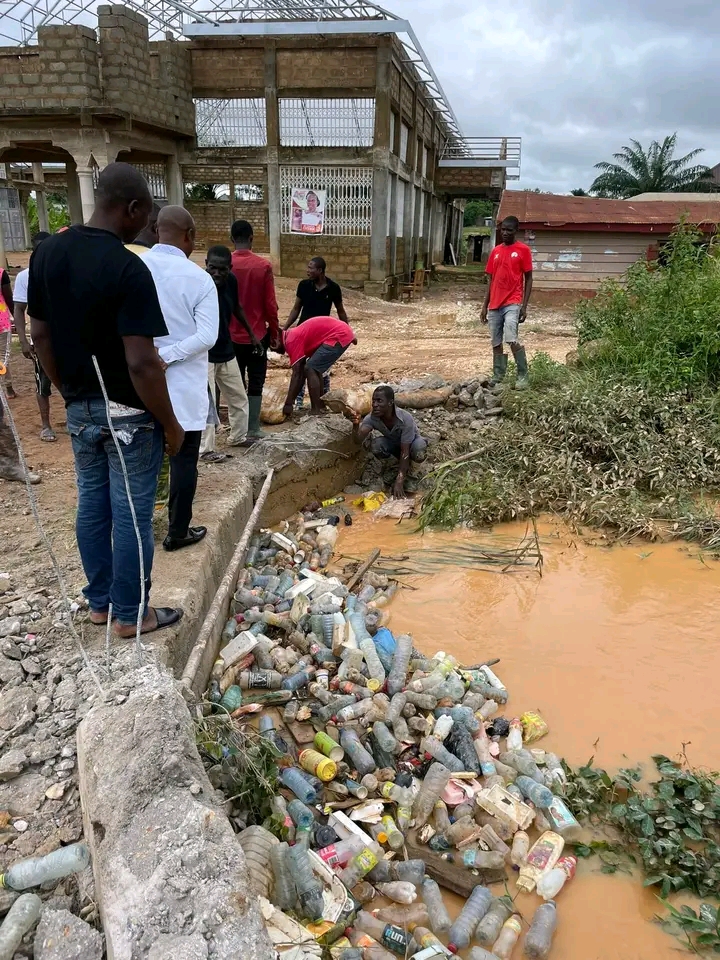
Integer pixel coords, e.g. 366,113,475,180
480,215,533,389
230,219,280,439
279,316,357,418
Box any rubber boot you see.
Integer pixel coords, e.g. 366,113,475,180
514,346,529,390
246,395,266,440
489,353,508,386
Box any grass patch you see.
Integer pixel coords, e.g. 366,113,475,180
420,223,720,544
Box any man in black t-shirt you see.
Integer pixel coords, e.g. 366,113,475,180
29,162,185,639
284,256,349,405
200,245,259,460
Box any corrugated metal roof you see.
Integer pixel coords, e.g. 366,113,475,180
498,190,720,227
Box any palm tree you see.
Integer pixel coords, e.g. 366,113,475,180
590,134,716,198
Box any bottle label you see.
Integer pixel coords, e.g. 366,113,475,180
381,925,410,953
318,844,340,866
352,848,378,873
526,837,560,870
249,673,271,688
481,760,497,775
548,798,578,829
354,934,375,947
462,849,477,867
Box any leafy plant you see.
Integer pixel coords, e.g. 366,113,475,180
27,193,70,234
660,902,720,953
589,134,716,198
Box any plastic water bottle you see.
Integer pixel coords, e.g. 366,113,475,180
474,735,498,777
376,881,417,904
288,799,315,829
237,825,277,899
373,721,400,755
337,843,383,889
372,627,396,673
543,796,582,841
437,705,480,731
386,692,406,725
507,718,523,751
510,830,530,867
536,856,577,900
353,911,411,955
359,636,386,685
270,842,297,911
340,728,377,775
317,835,364,868
433,673,466,702
377,903,429,927
281,668,315,691
461,848,505,871
447,725,481,774
411,762,451,827
387,633,413,696
381,815,404,851
470,949,503,960
544,753,567,785
434,799,452,834
448,884,493,952
492,915,522,960
1,843,90,890
393,859,425,887
524,901,557,958
432,714,454,741
499,750,544,782
288,841,325,920
280,767,317,804
421,736,465,773
421,878,452,934
0,893,41,960
475,896,513,946
514,776,554,808
411,926,447,955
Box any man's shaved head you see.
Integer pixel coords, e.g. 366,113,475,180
157,205,196,257
90,161,153,242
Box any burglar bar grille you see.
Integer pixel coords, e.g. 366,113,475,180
133,163,167,200
195,98,268,147
279,99,375,147
280,165,372,236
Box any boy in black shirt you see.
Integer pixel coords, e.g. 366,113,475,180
29,162,184,638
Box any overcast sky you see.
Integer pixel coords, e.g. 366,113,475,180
389,0,718,193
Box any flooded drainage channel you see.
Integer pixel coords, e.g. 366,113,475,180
185,505,720,960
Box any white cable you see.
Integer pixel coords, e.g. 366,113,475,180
0,344,105,694
91,355,147,667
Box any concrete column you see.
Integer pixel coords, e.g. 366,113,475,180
369,40,392,282
264,42,281,273
65,159,83,225
77,168,95,224
167,154,184,206
388,173,398,277
19,192,31,248
32,162,50,234
0,216,6,270
403,180,413,277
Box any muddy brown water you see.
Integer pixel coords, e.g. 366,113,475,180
336,514,720,959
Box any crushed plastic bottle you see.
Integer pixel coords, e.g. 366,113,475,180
375,881,417,904
288,841,325,920
447,884,493,953
475,896,514,946
0,893,41,960
420,877,452,934
1,843,90,891
270,842,297,911
412,762,452,828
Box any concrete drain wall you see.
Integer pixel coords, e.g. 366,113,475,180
76,416,361,960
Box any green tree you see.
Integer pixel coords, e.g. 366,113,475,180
571,188,588,196
184,183,222,201
463,198,493,226
590,134,716,198
27,193,70,235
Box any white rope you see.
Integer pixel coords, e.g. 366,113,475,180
91,355,147,667
0,340,105,694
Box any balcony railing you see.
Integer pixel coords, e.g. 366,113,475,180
440,137,522,179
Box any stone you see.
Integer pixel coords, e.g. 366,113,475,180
0,686,37,730
147,934,208,960
9,600,31,617
0,748,27,781
77,673,274,960
1,639,22,660
45,782,67,800
0,575,11,595
13,818,28,832
35,907,103,960
0,654,23,683
0,618,21,638
53,677,78,712
0,772,48,815
21,656,43,676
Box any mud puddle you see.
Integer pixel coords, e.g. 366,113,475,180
336,514,720,959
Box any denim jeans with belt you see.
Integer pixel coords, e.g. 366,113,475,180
66,400,164,626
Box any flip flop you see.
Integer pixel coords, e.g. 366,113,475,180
40,428,57,442
200,451,227,463
114,606,183,638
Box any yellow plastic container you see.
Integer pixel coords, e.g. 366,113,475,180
314,732,345,762
300,748,337,782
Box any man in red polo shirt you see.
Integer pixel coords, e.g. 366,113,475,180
229,219,280,439
279,316,356,417
480,215,533,389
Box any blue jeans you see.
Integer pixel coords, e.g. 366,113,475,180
66,400,164,626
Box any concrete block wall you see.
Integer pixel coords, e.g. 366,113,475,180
276,49,376,89
281,235,370,282
98,5,194,135
0,26,101,109
187,201,269,252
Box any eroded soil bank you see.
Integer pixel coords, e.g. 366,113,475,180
337,513,720,959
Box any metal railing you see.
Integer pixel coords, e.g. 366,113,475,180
441,137,522,174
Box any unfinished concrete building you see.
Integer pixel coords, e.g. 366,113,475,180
0,0,521,293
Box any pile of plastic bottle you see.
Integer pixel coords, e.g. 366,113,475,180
207,505,583,960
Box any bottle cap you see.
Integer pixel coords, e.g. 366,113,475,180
447,945,458,954
367,679,382,692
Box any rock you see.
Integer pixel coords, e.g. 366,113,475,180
45,783,67,800
148,934,208,960
0,686,37,730
13,818,28,832
9,600,31,617
0,772,48,815
457,389,474,406
21,656,42,676
36,694,52,715
0,618,21,638
53,678,78,712
0,654,23,683
35,908,103,960
0,574,11,595
1,639,22,660
0,748,27,781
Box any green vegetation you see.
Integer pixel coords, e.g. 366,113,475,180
563,755,720,951
28,193,69,235
463,198,493,227
420,224,720,545
589,133,716,198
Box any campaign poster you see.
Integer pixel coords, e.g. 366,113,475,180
290,187,326,235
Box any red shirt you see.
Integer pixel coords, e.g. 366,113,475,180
284,316,356,366
230,249,279,344
486,241,533,310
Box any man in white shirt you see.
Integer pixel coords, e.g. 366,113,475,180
144,207,219,552
12,231,55,441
